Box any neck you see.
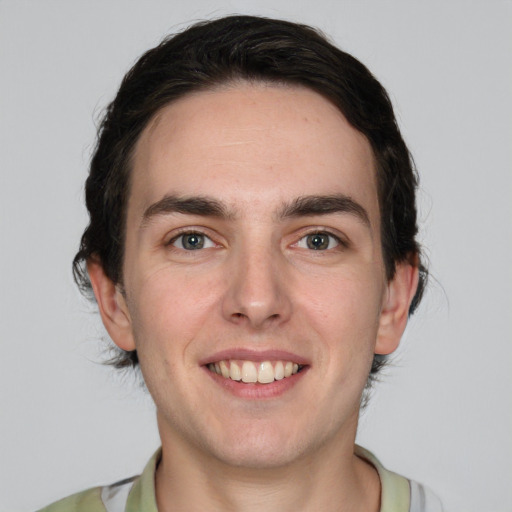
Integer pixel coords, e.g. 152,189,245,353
155,417,380,512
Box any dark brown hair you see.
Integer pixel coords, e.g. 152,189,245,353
73,15,427,374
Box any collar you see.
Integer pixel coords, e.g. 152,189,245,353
125,446,410,512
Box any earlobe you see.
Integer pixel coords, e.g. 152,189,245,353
87,260,136,352
375,263,419,355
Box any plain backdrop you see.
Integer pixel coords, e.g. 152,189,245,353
1,1,511,511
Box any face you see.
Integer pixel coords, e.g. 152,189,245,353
91,83,415,469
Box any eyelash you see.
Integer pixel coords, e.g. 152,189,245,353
294,231,347,251
167,230,216,251
166,228,347,253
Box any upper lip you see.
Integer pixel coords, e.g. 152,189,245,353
199,348,310,366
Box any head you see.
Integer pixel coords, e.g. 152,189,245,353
73,15,426,383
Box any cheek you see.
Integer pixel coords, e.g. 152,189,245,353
298,266,384,363
300,265,383,324
126,268,222,351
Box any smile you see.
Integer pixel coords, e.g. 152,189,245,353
207,360,304,384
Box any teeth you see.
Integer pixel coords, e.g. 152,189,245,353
241,361,258,383
230,361,242,381
257,361,274,383
274,361,284,380
219,360,230,378
208,360,303,384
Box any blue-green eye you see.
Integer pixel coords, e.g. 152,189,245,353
297,232,340,250
171,232,215,250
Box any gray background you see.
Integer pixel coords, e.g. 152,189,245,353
1,1,511,511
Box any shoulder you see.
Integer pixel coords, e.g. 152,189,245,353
36,486,105,512
36,476,137,512
355,445,444,512
409,480,444,512
35,449,160,512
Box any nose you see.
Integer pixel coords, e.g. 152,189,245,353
222,243,292,329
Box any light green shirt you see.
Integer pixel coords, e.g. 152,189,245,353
37,446,443,512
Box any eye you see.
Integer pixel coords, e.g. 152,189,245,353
170,232,215,251
296,232,340,251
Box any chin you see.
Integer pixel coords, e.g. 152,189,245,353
203,419,324,470
213,441,302,470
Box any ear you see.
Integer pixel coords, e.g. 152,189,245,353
375,262,419,355
87,259,136,352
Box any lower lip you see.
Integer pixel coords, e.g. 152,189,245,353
203,366,308,399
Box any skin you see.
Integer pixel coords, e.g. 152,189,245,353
89,83,418,511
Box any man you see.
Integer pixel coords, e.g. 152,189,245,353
40,15,442,512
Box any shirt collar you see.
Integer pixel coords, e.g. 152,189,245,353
125,446,411,512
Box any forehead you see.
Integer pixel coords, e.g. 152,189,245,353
129,83,378,223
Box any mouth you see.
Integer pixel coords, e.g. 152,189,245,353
207,359,305,384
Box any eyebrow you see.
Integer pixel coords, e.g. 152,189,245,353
141,195,234,227
278,194,370,226
140,193,370,227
